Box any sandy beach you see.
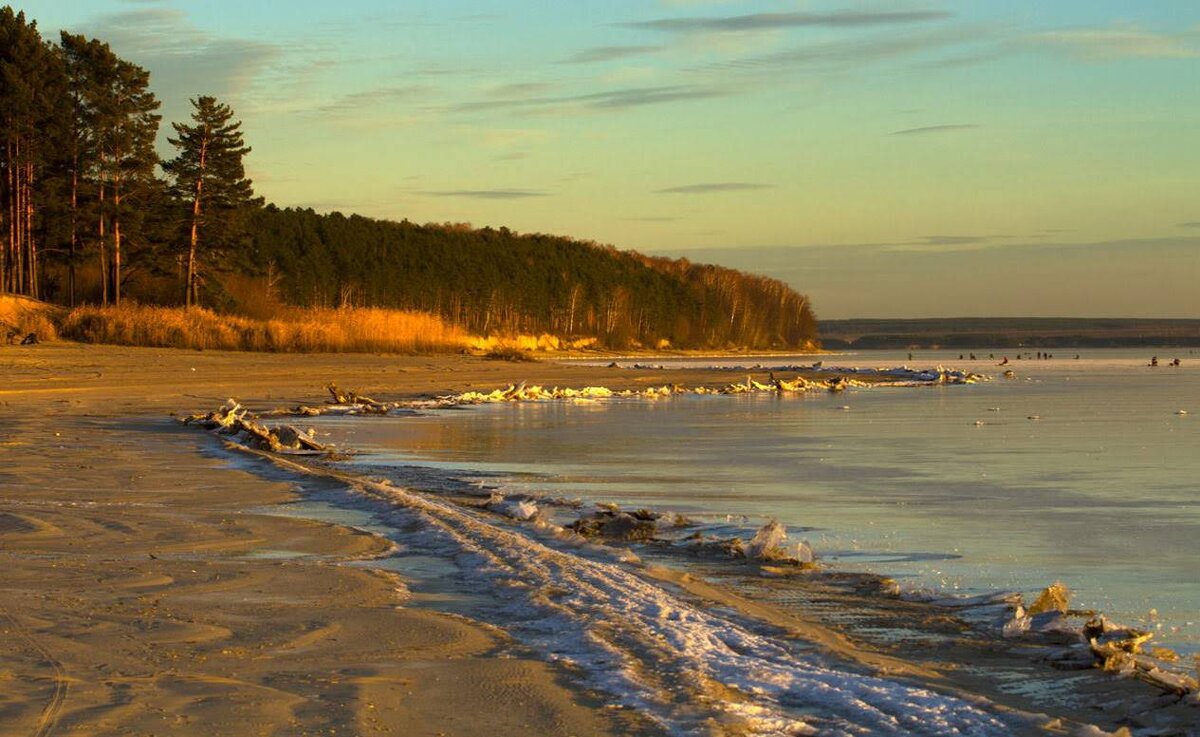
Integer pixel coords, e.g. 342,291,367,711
2,343,1195,736
1,344,705,737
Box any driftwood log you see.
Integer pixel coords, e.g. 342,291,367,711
326,383,381,407
183,400,328,453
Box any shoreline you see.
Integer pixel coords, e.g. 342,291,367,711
2,344,1195,735
209,382,1198,734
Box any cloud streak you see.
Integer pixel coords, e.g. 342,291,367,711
622,10,950,34
686,24,999,76
424,189,549,199
445,84,730,114
561,45,662,64
655,182,773,194
1029,25,1200,60
890,124,979,136
312,85,430,114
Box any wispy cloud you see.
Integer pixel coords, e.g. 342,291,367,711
875,235,1002,253
655,182,773,194
446,84,730,114
1029,25,1200,60
686,24,999,76
424,189,549,199
87,8,278,99
488,82,553,97
890,123,979,136
562,45,663,64
921,235,991,245
311,85,430,114
622,10,950,34
1179,221,1200,228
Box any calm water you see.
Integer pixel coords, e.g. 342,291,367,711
315,348,1200,655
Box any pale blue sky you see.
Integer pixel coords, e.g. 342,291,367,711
14,0,1200,317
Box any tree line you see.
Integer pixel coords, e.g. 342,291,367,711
1,6,817,349
241,209,816,349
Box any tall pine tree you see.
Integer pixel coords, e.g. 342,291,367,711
163,96,258,307
58,33,160,306
101,58,160,306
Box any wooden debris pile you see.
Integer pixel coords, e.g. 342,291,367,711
182,399,328,453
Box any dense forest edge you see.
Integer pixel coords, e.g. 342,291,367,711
0,7,817,352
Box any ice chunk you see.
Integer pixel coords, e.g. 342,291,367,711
486,493,539,521
793,539,815,564
748,519,788,560
1028,581,1070,615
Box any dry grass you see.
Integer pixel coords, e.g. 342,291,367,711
0,294,61,342
59,304,473,354
8,293,602,356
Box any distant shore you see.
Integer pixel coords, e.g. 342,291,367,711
821,316,1200,349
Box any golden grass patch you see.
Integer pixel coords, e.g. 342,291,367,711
58,304,473,354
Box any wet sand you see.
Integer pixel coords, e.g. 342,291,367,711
2,344,1194,735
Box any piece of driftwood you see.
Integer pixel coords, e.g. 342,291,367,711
326,383,382,407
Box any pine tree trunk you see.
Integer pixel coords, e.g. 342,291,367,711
185,201,199,307
184,137,207,309
68,164,78,306
14,140,25,295
25,160,36,299
98,177,108,306
113,205,122,307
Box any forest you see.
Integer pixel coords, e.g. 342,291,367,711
0,7,817,350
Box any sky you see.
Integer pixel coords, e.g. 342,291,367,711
14,0,1200,318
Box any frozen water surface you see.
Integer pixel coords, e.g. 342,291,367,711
313,348,1200,657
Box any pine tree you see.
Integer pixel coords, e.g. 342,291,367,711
163,96,259,307
57,33,161,306
101,59,160,306
59,32,105,305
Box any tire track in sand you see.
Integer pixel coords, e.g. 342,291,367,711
1,606,68,737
